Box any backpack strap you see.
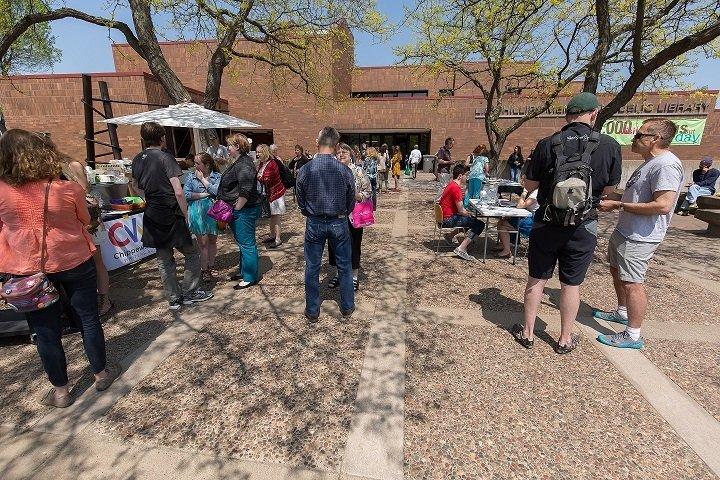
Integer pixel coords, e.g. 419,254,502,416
551,132,567,168
580,130,601,165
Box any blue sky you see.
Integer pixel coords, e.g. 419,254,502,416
44,1,720,91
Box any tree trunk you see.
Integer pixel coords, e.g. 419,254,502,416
583,0,610,93
128,0,190,104
0,110,6,134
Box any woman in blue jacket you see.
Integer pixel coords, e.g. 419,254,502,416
184,152,222,280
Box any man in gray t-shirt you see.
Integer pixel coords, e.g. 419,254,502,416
593,119,683,350
614,150,683,243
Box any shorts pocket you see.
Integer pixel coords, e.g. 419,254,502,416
582,220,598,237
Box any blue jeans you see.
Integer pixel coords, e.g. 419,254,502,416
369,177,378,210
510,166,521,182
231,205,261,284
442,215,485,239
304,216,354,316
25,259,106,387
682,184,712,209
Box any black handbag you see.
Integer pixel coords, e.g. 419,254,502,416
258,183,271,219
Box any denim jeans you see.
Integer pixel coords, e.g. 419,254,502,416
510,166,521,182
231,205,261,284
155,242,201,303
369,177,378,210
25,258,106,387
304,216,354,316
682,184,713,209
442,215,485,239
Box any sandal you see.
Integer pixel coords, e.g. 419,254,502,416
327,276,339,289
39,388,73,408
262,236,275,244
555,334,580,354
353,278,359,291
510,323,534,349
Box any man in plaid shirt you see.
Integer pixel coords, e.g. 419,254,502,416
296,126,356,321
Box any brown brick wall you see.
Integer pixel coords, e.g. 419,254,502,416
0,72,223,162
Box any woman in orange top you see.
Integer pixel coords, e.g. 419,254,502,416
0,129,119,408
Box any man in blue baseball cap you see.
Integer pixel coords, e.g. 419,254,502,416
678,157,719,215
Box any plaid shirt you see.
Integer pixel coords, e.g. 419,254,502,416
296,153,356,217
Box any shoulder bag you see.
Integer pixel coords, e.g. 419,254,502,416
1,180,60,312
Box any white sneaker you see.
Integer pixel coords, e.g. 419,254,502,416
454,248,476,262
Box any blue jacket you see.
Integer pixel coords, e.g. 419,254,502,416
692,168,719,194
183,171,221,201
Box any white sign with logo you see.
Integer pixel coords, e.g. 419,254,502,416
100,213,156,271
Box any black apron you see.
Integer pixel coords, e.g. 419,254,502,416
141,197,192,249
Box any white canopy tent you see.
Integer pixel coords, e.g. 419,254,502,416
101,102,261,154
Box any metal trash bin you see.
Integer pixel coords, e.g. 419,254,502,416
422,155,436,173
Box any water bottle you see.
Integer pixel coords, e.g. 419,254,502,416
479,189,488,205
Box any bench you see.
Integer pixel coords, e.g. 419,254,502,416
694,194,720,236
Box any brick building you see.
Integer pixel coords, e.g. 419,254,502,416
1,31,718,180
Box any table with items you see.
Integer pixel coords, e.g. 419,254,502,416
468,185,532,264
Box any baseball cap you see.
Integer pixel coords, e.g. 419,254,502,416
567,92,599,114
700,157,713,166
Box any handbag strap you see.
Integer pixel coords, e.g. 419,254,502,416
40,179,51,274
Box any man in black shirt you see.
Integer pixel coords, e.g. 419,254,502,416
510,92,622,353
131,122,212,310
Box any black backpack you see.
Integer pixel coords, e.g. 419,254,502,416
540,130,600,226
274,157,295,188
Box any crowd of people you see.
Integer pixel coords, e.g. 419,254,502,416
0,91,716,410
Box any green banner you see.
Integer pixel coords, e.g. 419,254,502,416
600,118,707,146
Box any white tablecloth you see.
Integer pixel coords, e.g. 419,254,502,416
469,200,533,218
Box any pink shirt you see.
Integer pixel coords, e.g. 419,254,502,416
0,179,95,275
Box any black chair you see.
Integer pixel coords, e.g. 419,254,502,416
498,185,523,200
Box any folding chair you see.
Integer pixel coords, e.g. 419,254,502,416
433,203,467,253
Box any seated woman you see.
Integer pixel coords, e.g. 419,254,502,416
496,186,538,258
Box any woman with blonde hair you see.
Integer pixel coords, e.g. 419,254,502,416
59,156,114,317
218,133,262,288
363,146,379,210
391,145,402,191
184,152,222,279
0,129,118,408
256,143,286,248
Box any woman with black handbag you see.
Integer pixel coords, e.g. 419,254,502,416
0,129,119,408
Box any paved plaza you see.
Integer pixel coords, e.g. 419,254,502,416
1,173,719,479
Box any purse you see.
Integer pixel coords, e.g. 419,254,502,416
0,180,60,312
350,199,375,228
207,199,234,223
258,183,271,219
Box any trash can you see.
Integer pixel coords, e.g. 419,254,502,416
422,155,436,173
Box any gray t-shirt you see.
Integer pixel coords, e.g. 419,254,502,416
616,150,683,243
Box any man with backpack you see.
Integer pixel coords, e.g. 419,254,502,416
510,92,622,354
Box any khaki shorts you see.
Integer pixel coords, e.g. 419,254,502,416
607,230,659,284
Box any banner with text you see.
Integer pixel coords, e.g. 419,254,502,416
100,213,156,271
601,118,706,146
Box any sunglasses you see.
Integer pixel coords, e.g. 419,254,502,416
633,132,660,140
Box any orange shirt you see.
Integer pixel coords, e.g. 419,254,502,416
0,179,95,275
